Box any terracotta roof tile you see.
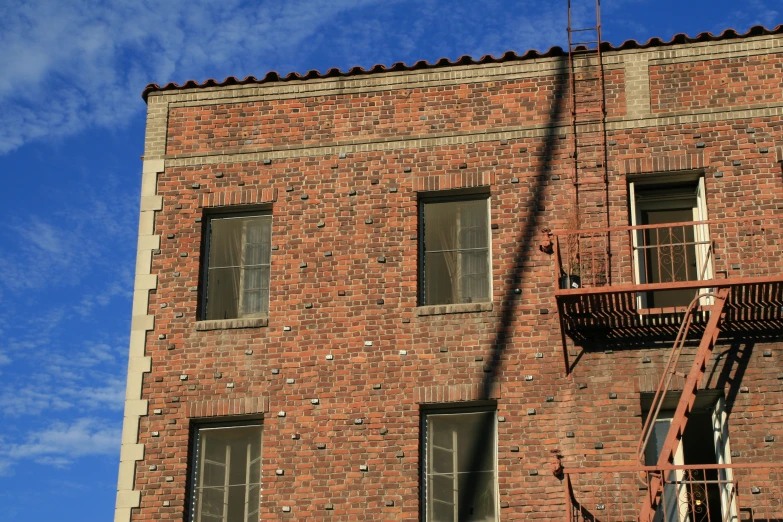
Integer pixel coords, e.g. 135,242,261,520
142,24,783,101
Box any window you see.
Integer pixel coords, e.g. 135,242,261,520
420,196,491,306
422,408,498,522
202,213,272,320
190,423,262,522
629,175,711,308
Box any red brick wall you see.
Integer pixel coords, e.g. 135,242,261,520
133,48,783,521
165,71,627,157
650,53,783,113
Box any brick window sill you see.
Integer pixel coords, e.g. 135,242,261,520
195,316,269,331
417,302,493,316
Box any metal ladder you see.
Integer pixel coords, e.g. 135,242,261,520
567,0,611,285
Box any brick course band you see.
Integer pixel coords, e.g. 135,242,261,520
415,383,502,404
198,187,278,207
187,397,268,418
621,153,705,175
413,172,495,192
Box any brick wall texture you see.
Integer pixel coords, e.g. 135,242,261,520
122,33,783,521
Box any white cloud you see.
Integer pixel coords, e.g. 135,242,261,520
0,216,93,290
0,388,75,417
0,0,402,154
0,183,136,294
74,277,133,318
719,0,780,33
3,418,120,466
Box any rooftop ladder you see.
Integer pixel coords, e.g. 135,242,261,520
567,0,611,287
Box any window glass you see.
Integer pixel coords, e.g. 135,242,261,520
424,410,497,522
204,214,271,320
192,425,262,522
422,198,490,306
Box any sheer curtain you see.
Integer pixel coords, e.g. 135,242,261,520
424,199,489,305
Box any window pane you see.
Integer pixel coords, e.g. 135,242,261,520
196,486,227,519
242,267,269,291
431,446,454,474
457,200,488,249
195,426,262,522
243,219,271,266
206,267,240,320
430,473,456,522
432,498,455,522
422,198,489,306
459,251,489,302
457,471,497,521
424,201,459,252
209,219,245,268
425,252,457,305
426,411,496,522
205,215,271,319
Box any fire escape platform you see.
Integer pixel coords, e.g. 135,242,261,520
549,213,783,346
556,276,783,343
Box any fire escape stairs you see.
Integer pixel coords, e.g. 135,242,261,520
636,287,730,522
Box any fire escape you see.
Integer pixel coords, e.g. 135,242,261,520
553,1,783,520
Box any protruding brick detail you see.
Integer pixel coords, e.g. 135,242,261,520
188,397,268,418
621,153,705,175
199,187,277,207
413,171,495,193
415,383,501,404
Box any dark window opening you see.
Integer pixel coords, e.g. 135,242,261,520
420,196,491,306
421,405,498,522
202,213,272,320
642,392,729,522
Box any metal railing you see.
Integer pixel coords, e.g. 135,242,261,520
564,464,783,522
553,214,783,293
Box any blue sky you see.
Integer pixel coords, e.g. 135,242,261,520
0,1,779,520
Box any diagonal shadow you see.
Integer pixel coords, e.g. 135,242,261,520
456,54,569,520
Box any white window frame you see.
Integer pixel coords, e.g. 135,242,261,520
712,397,738,522
629,176,712,310
421,406,499,522
189,422,263,522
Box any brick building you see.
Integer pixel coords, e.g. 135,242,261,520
116,20,783,522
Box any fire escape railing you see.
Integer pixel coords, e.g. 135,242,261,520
552,214,783,295
564,463,783,522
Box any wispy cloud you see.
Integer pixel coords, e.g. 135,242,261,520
0,334,126,417
2,418,120,467
716,0,780,32
0,0,403,154
0,177,136,296
0,458,12,477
